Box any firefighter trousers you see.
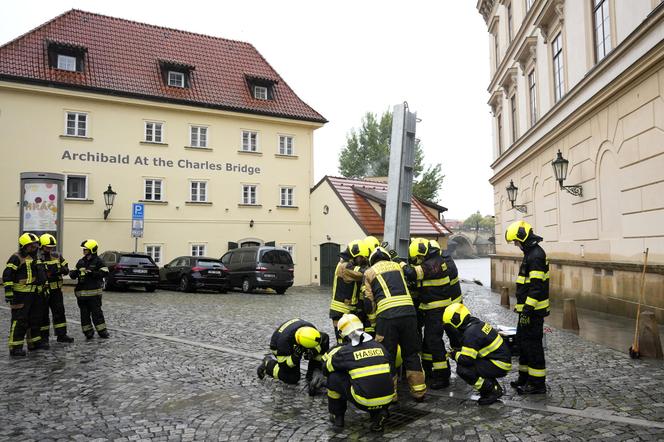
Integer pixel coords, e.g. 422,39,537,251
76,295,107,336
41,288,68,339
516,313,546,384
456,359,509,390
326,371,389,416
421,307,452,380
264,356,322,385
7,292,41,350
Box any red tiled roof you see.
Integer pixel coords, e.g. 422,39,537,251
317,176,447,236
0,9,326,123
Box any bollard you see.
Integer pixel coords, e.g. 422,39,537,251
562,298,580,331
637,310,663,359
500,287,510,308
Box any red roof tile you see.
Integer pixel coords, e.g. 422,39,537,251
319,176,447,236
0,9,326,123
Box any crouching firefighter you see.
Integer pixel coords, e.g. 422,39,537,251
69,240,109,339
364,246,426,402
257,319,330,396
39,234,74,344
323,314,393,432
443,303,511,405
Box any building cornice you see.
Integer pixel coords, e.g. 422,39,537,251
488,89,504,115
477,0,497,24
514,36,538,74
533,0,565,43
489,6,664,184
499,67,519,96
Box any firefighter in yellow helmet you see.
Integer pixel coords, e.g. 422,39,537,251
3,233,48,356
329,240,369,344
257,319,330,396
505,220,549,394
38,234,74,344
323,314,393,432
364,246,426,402
69,239,109,339
364,236,381,254
443,303,511,405
401,238,461,389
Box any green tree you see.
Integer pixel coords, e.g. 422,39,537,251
463,211,494,232
338,110,443,201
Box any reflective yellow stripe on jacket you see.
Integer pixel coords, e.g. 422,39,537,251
348,363,390,379
76,288,103,297
376,295,414,315
458,346,478,359
525,297,550,311
324,346,343,373
478,335,503,358
421,276,450,287
529,270,549,281
419,299,452,310
330,300,351,314
350,386,394,407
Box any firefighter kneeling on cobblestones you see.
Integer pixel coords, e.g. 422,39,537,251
39,234,74,344
257,319,330,396
324,314,393,432
69,240,109,339
443,303,511,405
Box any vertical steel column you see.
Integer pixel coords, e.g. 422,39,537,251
383,103,417,259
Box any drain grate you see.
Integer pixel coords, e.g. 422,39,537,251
383,405,430,430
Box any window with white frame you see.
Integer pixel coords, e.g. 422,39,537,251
168,71,185,88
65,112,87,137
593,0,611,62
254,85,268,100
280,187,294,207
552,32,565,103
528,69,537,127
242,130,258,152
507,3,513,43
510,94,518,143
145,121,163,143
191,244,206,257
281,244,295,262
190,126,208,148
144,178,163,201
242,184,257,205
145,245,162,265
190,181,207,202
66,174,87,199
279,135,294,155
57,54,77,72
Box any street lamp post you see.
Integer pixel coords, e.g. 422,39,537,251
506,180,528,213
103,185,117,220
551,150,583,196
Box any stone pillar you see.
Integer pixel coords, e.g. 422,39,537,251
563,298,580,331
637,310,663,359
500,287,510,308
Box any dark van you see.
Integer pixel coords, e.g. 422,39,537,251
221,246,294,294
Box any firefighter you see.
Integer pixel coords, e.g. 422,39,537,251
443,303,511,405
324,314,393,432
364,236,381,254
328,240,369,344
257,319,330,396
39,234,74,344
402,238,459,389
69,239,109,339
505,220,549,394
3,233,47,356
364,246,426,402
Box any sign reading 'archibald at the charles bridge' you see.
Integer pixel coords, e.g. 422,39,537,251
60,149,262,175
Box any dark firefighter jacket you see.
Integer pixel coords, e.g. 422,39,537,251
329,260,365,320
455,317,511,372
324,338,395,407
71,254,108,297
270,319,329,367
41,251,69,291
515,238,550,316
403,253,462,310
364,260,415,320
2,251,47,298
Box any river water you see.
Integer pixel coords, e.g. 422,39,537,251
455,257,491,288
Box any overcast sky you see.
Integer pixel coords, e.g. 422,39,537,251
1,1,494,221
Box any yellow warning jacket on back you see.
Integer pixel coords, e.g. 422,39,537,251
364,260,415,320
455,317,511,372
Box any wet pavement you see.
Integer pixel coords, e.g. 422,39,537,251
1,284,664,441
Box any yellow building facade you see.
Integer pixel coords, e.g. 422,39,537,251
0,10,325,286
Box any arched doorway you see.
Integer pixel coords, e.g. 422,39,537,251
319,242,340,286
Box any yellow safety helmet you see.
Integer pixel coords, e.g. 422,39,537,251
80,239,99,254
295,326,321,349
18,233,39,248
408,238,428,261
364,236,381,253
442,303,471,329
347,239,370,259
40,233,57,247
337,313,364,338
505,221,532,243
369,246,391,266
428,239,441,253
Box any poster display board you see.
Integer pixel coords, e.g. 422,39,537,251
19,173,65,253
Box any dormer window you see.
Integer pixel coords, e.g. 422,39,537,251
168,71,185,88
254,85,268,100
246,75,277,101
47,41,87,72
57,54,77,71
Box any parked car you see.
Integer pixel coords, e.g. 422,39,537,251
159,256,229,293
220,246,294,294
98,251,160,292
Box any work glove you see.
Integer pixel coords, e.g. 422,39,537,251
69,270,80,279
292,345,305,360
307,368,326,397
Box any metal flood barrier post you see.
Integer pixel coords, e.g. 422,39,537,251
19,172,65,254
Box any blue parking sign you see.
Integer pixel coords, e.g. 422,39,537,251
132,203,144,220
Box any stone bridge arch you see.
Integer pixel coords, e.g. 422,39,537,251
447,233,476,258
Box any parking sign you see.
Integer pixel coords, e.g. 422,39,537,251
131,203,144,238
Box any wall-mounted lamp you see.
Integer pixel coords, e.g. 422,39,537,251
249,219,254,228
103,184,117,220
506,180,528,213
551,150,583,196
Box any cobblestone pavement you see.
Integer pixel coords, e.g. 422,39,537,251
1,283,664,441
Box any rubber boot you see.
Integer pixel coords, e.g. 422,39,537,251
478,379,503,405
37,340,50,350
256,357,269,380
9,348,26,357
57,335,74,343
517,381,546,395
85,332,94,340
406,370,427,402
329,413,344,429
510,371,528,389
98,331,110,339
369,408,388,432
429,370,450,390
